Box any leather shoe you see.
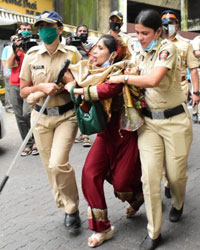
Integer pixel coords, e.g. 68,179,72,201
64,211,81,235
169,205,183,222
164,187,171,199
140,234,162,250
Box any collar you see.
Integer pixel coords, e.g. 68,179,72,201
38,42,66,55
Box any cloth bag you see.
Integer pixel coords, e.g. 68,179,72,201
70,86,107,135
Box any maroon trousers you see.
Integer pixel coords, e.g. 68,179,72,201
82,111,142,232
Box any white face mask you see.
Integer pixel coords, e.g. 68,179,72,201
168,24,176,37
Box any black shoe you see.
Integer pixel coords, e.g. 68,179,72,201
164,187,171,199
169,205,183,222
140,234,162,250
64,211,81,235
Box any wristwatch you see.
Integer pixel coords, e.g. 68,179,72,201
193,91,200,96
124,75,129,84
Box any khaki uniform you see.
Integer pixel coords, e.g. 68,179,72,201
191,35,200,116
109,31,132,59
20,43,82,214
133,39,193,239
172,34,199,101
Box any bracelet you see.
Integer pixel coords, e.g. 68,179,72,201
193,91,200,96
124,75,129,84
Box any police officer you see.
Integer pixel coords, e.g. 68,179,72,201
161,10,200,120
161,10,200,197
191,35,200,123
108,10,132,59
109,9,193,250
19,11,82,234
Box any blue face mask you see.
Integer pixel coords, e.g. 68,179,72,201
101,52,114,67
144,40,158,52
101,60,110,67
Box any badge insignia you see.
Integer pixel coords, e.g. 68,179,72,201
159,50,170,61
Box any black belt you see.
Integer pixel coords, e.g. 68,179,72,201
142,104,185,119
34,102,74,116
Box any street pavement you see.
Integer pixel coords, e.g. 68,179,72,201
0,110,200,250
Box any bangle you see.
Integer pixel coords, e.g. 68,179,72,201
124,75,129,84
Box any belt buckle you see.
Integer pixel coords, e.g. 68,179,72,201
151,110,165,119
46,107,59,116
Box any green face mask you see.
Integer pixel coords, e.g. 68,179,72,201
39,27,58,44
21,30,32,37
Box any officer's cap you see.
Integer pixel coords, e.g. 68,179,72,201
34,11,63,27
161,10,178,25
109,10,123,21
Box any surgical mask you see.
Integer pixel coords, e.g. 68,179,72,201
168,24,176,37
39,27,58,44
109,22,121,31
101,52,114,67
144,40,158,52
20,30,32,37
101,60,110,67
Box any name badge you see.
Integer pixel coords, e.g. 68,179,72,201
32,65,44,70
46,107,59,116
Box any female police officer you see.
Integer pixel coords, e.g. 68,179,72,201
109,9,193,250
19,11,82,234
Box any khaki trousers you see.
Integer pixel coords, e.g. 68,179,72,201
31,109,79,214
138,104,192,239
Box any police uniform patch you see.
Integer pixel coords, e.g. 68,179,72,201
159,50,170,61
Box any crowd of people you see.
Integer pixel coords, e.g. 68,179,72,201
1,7,200,250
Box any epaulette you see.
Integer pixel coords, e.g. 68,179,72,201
26,45,40,55
161,39,170,46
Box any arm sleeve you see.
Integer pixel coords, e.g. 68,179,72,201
85,82,123,101
19,54,32,82
187,43,199,69
154,43,177,70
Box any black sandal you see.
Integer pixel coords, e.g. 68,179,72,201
21,147,32,157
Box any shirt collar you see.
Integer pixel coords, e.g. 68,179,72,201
38,42,66,55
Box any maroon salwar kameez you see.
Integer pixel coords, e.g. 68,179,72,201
82,82,143,232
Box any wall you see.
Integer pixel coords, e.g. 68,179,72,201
54,0,98,30
0,0,53,16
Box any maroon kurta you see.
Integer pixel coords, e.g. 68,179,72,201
82,82,142,232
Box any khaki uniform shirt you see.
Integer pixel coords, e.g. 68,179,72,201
172,34,199,77
133,38,185,110
192,35,200,66
20,43,81,107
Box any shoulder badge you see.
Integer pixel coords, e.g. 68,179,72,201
159,50,170,61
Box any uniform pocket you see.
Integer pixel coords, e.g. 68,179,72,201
31,68,47,83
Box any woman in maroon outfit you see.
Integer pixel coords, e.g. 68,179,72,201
65,34,143,247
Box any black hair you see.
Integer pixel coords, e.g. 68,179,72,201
76,24,88,33
98,34,117,54
19,22,31,27
135,9,162,32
